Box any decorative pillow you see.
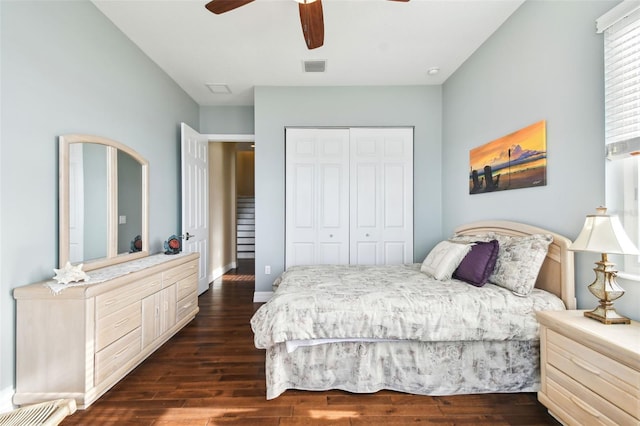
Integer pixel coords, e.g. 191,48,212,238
489,233,553,296
421,241,472,280
452,240,499,287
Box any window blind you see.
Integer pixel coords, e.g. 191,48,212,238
603,6,640,159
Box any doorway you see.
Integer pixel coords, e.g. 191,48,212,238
208,140,255,284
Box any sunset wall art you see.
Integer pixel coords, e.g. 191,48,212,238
469,120,547,194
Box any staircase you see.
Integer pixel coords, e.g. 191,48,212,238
236,196,255,259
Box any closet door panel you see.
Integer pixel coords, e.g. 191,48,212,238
318,163,348,264
286,128,349,268
351,162,379,264
350,128,413,265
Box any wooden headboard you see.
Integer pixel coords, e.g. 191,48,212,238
454,220,576,310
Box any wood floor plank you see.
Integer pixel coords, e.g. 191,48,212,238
61,260,559,425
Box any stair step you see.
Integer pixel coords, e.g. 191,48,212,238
237,213,254,219
238,252,255,259
237,237,255,244
237,218,255,225
237,245,255,252
237,231,255,238
237,207,255,214
237,224,255,231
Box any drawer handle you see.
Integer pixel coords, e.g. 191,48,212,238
569,396,601,418
104,299,117,306
570,356,601,376
114,318,129,328
114,347,128,358
182,302,193,309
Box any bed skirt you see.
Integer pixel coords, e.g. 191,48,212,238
265,339,541,399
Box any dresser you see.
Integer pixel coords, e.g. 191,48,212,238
536,310,640,426
13,252,199,409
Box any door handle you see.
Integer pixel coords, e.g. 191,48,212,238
182,232,195,241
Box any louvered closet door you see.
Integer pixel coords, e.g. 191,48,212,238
285,128,350,268
349,128,413,265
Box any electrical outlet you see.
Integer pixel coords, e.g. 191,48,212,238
265,265,271,275
119,215,127,224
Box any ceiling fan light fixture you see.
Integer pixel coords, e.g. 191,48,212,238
294,0,318,3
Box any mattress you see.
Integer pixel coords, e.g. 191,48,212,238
251,263,566,349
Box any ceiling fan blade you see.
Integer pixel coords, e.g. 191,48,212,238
205,0,255,15
299,0,324,50
387,0,410,2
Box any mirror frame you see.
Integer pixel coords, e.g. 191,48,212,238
59,134,149,271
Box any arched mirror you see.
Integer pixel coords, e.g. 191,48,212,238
59,134,149,271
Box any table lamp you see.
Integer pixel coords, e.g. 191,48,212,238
569,207,639,324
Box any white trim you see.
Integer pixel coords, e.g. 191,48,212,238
597,0,640,33
253,291,273,303
209,262,237,283
0,386,15,414
205,134,255,143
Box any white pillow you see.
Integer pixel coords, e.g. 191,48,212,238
421,240,472,280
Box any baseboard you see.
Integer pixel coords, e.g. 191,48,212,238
209,262,236,283
253,291,273,303
0,386,15,414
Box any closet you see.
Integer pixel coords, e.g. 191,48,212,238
285,127,413,268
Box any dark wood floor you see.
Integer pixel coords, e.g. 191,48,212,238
62,260,559,425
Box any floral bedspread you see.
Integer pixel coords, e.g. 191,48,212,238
250,264,566,349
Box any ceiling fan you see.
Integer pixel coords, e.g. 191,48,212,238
205,0,409,50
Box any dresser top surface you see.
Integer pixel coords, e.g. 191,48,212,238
537,310,640,369
14,252,198,300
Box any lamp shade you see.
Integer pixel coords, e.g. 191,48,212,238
570,207,640,255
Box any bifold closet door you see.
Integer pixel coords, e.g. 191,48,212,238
285,128,350,268
349,128,413,265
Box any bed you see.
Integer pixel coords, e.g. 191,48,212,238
250,220,575,399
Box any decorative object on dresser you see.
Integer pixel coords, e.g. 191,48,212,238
569,207,639,324
52,261,89,285
537,310,640,425
13,252,199,409
164,234,182,255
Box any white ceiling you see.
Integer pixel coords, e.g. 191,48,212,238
93,0,525,106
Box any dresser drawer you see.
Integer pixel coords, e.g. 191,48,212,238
547,329,640,419
95,328,141,385
96,302,142,351
96,273,162,319
163,259,198,286
547,364,637,426
177,289,198,322
176,273,198,301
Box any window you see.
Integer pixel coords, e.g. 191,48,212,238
600,1,640,275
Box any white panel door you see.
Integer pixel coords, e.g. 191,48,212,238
181,123,209,295
286,128,350,268
350,128,413,265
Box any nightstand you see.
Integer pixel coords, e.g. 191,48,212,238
536,310,640,426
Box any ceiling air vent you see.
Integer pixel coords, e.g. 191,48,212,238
303,60,327,73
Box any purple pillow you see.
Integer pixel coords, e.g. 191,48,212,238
452,240,499,287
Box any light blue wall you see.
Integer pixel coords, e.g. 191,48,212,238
254,86,442,293
0,0,198,396
442,0,639,320
200,106,255,134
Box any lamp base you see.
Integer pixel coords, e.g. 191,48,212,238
584,305,630,324
585,255,630,325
